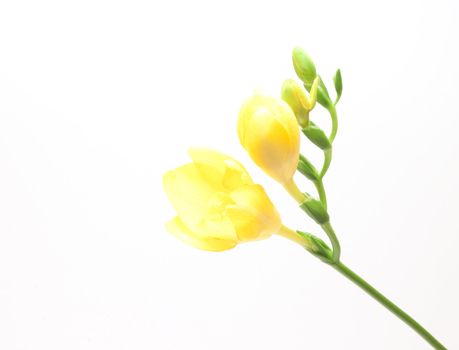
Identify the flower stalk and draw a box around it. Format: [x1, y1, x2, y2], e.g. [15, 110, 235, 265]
[163, 46, 447, 350]
[333, 262, 446, 350]
[276, 228, 446, 349]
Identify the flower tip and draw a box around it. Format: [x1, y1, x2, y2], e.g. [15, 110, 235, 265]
[162, 169, 176, 197]
[292, 47, 316, 85]
[281, 78, 297, 91]
[187, 146, 200, 158]
[292, 46, 304, 55]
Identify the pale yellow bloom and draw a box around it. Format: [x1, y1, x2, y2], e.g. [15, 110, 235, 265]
[281, 78, 321, 128]
[163, 148, 281, 251]
[281, 79, 310, 127]
[237, 93, 300, 184]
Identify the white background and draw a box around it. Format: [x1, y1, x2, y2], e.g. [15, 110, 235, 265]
[1, 0, 458, 349]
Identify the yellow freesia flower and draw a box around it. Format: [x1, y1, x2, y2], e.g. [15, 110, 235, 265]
[237, 93, 300, 185]
[163, 148, 281, 251]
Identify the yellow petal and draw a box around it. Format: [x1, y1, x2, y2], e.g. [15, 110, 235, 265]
[188, 148, 253, 190]
[228, 184, 281, 241]
[166, 217, 237, 252]
[225, 205, 266, 241]
[244, 111, 297, 183]
[237, 95, 261, 145]
[238, 94, 275, 146]
[163, 164, 214, 227]
[238, 94, 300, 183]
[196, 216, 238, 241]
[239, 94, 298, 143]
[268, 99, 301, 154]
[222, 158, 253, 190]
[260, 98, 300, 182]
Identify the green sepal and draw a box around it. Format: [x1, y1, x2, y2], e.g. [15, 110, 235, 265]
[300, 198, 330, 225]
[304, 76, 331, 109]
[302, 123, 331, 150]
[296, 231, 333, 264]
[333, 69, 343, 104]
[297, 154, 319, 181]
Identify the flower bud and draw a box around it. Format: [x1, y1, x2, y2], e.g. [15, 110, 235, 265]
[333, 69, 343, 103]
[297, 230, 333, 263]
[300, 198, 330, 225]
[297, 154, 319, 181]
[281, 79, 310, 128]
[302, 122, 331, 150]
[238, 93, 300, 184]
[292, 47, 317, 87]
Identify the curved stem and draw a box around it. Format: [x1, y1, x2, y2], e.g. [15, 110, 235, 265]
[314, 179, 327, 209]
[333, 262, 447, 350]
[320, 222, 340, 262]
[320, 148, 333, 179]
[328, 104, 338, 143]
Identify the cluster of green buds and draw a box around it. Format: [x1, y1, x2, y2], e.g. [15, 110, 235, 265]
[279, 47, 344, 263]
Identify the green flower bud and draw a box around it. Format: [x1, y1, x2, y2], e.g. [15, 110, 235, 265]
[297, 154, 319, 181]
[297, 231, 333, 263]
[314, 77, 332, 109]
[302, 123, 331, 150]
[333, 69, 343, 104]
[292, 47, 317, 86]
[300, 198, 330, 225]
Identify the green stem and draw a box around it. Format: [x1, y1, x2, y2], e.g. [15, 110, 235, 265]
[320, 148, 332, 179]
[328, 104, 338, 143]
[314, 179, 327, 209]
[320, 222, 340, 262]
[333, 262, 447, 350]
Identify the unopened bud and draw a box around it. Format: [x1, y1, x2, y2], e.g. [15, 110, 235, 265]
[302, 123, 331, 150]
[281, 79, 310, 127]
[300, 198, 330, 225]
[297, 154, 319, 181]
[292, 47, 317, 87]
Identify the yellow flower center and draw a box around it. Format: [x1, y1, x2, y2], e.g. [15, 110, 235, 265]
[205, 192, 233, 220]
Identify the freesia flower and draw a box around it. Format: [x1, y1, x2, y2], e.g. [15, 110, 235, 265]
[160, 48, 448, 350]
[163, 148, 281, 251]
[237, 93, 300, 185]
